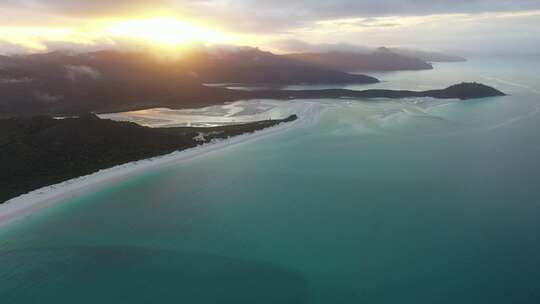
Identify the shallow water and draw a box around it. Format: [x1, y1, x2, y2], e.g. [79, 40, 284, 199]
[99, 99, 305, 127]
[2, 58, 540, 303]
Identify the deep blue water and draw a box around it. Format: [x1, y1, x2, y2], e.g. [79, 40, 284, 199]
[1, 58, 540, 303]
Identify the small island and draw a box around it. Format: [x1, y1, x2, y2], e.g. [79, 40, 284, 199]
[245, 82, 506, 101]
[0, 114, 298, 203]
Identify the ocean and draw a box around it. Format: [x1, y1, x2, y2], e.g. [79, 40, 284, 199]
[1, 57, 540, 303]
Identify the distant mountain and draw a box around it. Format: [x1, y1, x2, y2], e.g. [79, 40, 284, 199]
[283, 47, 433, 72]
[182, 47, 378, 84]
[0, 50, 500, 118]
[0, 55, 9, 65]
[0, 51, 228, 116]
[389, 48, 466, 62]
[0, 49, 379, 116]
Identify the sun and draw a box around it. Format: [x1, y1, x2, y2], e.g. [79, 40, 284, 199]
[107, 17, 233, 47]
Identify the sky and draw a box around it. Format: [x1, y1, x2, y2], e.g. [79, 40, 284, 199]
[0, 0, 539, 55]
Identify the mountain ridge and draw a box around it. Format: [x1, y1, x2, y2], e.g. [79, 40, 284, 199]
[283, 47, 434, 72]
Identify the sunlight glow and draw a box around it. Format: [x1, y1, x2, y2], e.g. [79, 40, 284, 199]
[107, 17, 233, 46]
[0, 26, 76, 51]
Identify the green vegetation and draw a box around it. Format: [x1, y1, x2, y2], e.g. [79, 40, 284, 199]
[0, 114, 297, 203]
[249, 82, 506, 100]
[0, 50, 503, 117]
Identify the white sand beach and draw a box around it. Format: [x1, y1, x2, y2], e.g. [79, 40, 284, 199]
[0, 109, 315, 227]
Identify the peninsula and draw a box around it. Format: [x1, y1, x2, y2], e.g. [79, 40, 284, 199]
[0, 114, 298, 203]
[243, 82, 506, 101]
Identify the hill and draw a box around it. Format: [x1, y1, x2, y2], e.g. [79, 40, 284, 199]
[0, 50, 502, 118]
[244, 82, 505, 100]
[183, 47, 379, 84]
[0, 51, 229, 116]
[283, 47, 433, 72]
[0, 50, 378, 116]
[0, 114, 297, 203]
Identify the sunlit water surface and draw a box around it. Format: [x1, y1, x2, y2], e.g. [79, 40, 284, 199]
[2, 58, 540, 303]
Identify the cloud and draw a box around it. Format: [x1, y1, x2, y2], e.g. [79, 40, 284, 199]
[0, 40, 33, 55]
[0, 77, 32, 84]
[3, 1, 540, 30]
[2, 1, 540, 33]
[42, 37, 152, 53]
[270, 39, 374, 53]
[33, 92, 64, 103]
[178, 0, 540, 33]
[1, 0, 170, 17]
[310, 11, 540, 55]
[0, 1, 539, 55]
[65, 65, 102, 82]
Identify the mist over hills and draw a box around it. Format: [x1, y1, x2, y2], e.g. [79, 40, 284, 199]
[182, 47, 379, 84]
[284, 47, 434, 72]
[0, 51, 223, 116]
[274, 39, 466, 68]
[389, 48, 466, 62]
[0, 46, 483, 117]
[0, 48, 382, 116]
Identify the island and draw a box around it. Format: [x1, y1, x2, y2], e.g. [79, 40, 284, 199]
[0, 114, 298, 203]
[0, 50, 504, 117]
[242, 82, 506, 101]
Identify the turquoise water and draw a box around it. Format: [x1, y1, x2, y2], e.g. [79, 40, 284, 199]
[2, 58, 540, 303]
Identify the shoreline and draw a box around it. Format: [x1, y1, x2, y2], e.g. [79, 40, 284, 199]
[0, 113, 308, 227]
